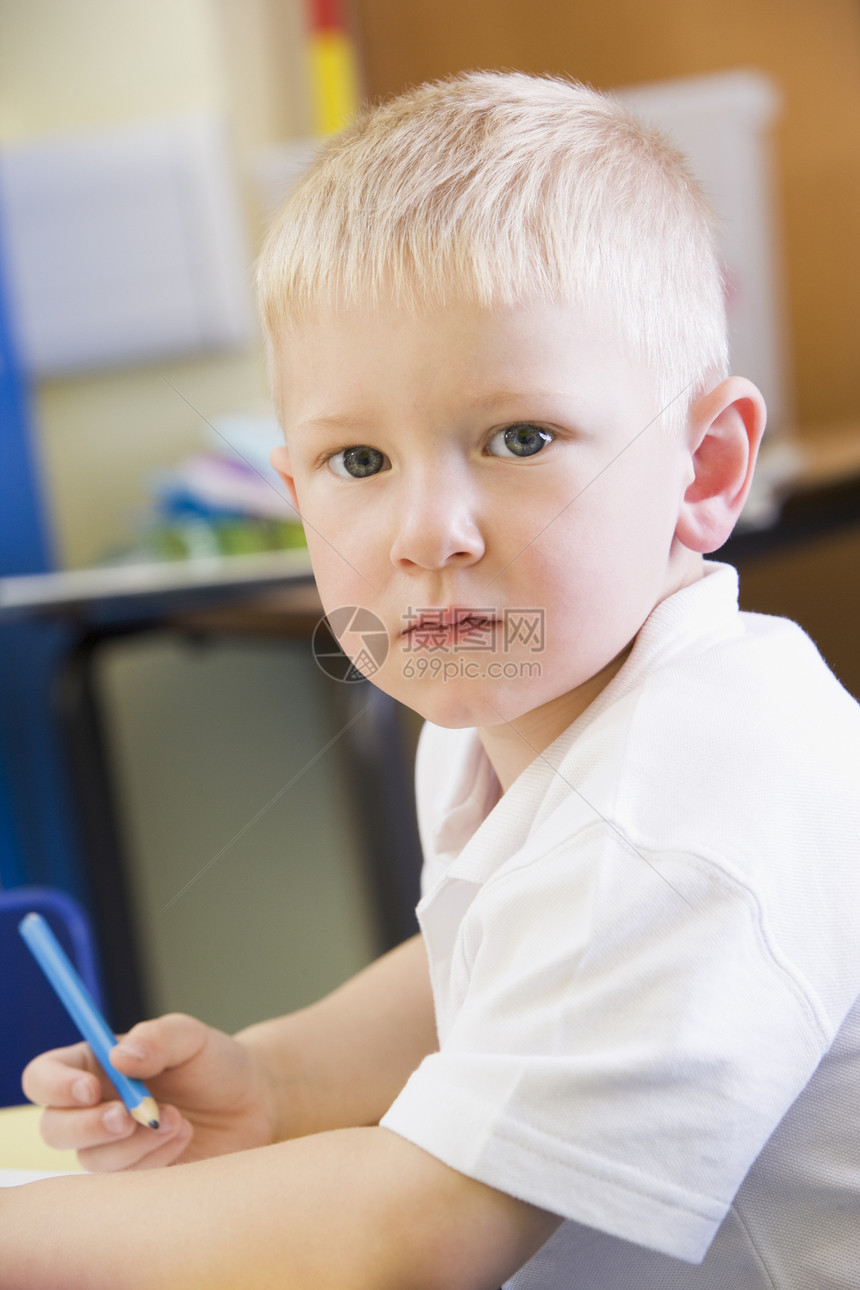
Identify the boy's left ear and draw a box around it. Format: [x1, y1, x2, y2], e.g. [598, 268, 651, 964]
[270, 443, 301, 515]
[674, 377, 767, 554]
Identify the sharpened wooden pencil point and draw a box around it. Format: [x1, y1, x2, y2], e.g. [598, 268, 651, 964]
[130, 1097, 161, 1129]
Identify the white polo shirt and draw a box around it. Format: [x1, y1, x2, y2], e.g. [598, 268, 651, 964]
[381, 563, 860, 1287]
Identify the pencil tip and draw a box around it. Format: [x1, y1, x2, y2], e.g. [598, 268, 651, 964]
[130, 1096, 161, 1128]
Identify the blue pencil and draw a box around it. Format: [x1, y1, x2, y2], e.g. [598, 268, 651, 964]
[19, 912, 160, 1129]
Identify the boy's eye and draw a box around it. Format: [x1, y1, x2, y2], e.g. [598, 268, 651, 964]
[327, 445, 387, 479]
[488, 424, 553, 459]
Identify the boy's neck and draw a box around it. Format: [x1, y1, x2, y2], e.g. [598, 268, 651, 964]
[477, 645, 634, 792]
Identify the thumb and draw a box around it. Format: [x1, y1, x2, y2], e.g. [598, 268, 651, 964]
[110, 1013, 209, 1080]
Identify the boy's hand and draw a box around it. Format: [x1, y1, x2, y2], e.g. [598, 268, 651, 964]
[21, 1013, 275, 1172]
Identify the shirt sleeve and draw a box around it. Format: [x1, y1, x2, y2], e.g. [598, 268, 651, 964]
[381, 821, 831, 1263]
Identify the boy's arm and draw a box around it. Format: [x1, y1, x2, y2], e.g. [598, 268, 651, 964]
[0, 1125, 561, 1289]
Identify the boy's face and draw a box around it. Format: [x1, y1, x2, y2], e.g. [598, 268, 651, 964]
[273, 297, 701, 756]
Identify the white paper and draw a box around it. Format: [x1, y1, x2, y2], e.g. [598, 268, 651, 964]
[0, 1169, 79, 1187]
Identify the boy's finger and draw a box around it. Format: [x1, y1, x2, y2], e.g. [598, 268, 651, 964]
[40, 1101, 186, 1155]
[77, 1107, 192, 1173]
[39, 1101, 137, 1151]
[110, 1013, 209, 1080]
[21, 1044, 104, 1108]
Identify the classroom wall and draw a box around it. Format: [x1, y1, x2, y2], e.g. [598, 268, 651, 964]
[0, 0, 309, 569]
[352, 0, 860, 442]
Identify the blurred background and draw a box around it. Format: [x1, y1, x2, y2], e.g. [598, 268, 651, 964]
[1, 1, 858, 1046]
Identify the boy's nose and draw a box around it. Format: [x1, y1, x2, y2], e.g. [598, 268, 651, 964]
[389, 474, 485, 572]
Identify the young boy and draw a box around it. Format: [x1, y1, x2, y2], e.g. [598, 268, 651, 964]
[8, 72, 860, 1288]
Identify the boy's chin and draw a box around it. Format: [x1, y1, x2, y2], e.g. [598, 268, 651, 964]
[391, 691, 486, 730]
[380, 675, 539, 732]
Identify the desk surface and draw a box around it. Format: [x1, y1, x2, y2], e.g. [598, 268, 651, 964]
[0, 547, 313, 622]
[0, 1103, 82, 1173]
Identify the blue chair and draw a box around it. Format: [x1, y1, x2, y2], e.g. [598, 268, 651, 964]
[0, 885, 104, 1107]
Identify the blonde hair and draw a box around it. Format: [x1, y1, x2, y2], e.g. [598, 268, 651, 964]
[257, 71, 729, 428]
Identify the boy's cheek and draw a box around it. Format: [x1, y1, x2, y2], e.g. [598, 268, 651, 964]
[304, 532, 370, 610]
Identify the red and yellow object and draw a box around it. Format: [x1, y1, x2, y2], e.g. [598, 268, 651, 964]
[307, 0, 361, 137]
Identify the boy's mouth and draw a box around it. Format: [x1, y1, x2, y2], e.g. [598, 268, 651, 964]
[402, 608, 500, 645]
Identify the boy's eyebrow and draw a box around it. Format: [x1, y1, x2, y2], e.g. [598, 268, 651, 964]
[297, 391, 575, 430]
[471, 389, 593, 429]
[470, 388, 571, 407]
[294, 412, 376, 433]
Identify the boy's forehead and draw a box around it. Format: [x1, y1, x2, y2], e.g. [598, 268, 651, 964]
[272, 294, 664, 449]
[274, 293, 638, 394]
